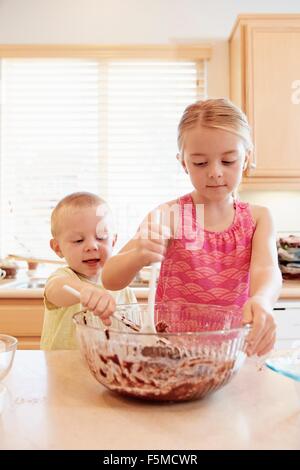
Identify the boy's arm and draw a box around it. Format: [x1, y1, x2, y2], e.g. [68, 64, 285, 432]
[45, 275, 92, 307]
[45, 274, 116, 325]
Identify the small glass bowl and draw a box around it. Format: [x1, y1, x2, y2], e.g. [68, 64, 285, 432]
[0, 334, 18, 381]
[0, 383, 7, 414]
[265, 348, 300, 402]
[73, 303, 250, 403]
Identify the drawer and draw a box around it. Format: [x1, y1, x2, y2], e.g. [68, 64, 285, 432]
[272, 309, 300, 339]
[0, 298, 44, 336]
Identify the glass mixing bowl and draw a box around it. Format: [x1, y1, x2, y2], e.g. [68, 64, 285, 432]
[0, 334, 18, 381]
[73, 303, 250, 402]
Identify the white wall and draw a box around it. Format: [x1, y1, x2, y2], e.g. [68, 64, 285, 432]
[1, 0, 300, 230]
[1, 0, 300, 98]
[1, 0, 299, 41]
[240, 191, 300, 234]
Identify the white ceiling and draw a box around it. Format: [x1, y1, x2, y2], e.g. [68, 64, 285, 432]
[0, 0, 299, 43]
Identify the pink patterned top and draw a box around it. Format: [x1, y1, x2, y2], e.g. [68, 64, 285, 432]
[155, 193, 256, 322]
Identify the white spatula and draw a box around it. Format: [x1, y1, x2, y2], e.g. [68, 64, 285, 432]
[140, 261, 159, 334]
[137, 209, 165, 346]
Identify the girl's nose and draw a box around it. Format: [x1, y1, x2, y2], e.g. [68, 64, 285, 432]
[208, 163, 223, 179]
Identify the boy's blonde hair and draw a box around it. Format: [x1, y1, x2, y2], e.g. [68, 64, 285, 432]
[177, 98, 253, 155]
[51, 192, 106, 237]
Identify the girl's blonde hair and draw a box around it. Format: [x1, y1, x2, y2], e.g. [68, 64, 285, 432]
[177, 98, 253, 155]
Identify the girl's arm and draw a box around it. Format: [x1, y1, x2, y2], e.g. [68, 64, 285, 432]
[243, 206, 282, 356]
[102, 204, 174, 290]
[101, 230, 166, 290]
[248, 206, 282, 304]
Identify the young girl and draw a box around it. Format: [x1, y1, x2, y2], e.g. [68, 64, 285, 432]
[102, 98, 282, 357]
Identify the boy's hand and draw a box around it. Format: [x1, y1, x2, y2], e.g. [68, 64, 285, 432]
[242, 296, 276, 356]
[80, 286, 116, 326]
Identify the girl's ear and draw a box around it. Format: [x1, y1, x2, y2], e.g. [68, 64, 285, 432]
[176, 153, 188, 174]
[50, 238, 64, 258]
[112, 234, 117, 248]
[243, 151, 250, 171]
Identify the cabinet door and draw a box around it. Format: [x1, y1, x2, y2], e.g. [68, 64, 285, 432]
[0, 298, 44, 349]
[230, 21, 245, 110]
[245, 26, 300, 179]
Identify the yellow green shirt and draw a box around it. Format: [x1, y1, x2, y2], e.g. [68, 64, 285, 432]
[40, 266, 136, 350]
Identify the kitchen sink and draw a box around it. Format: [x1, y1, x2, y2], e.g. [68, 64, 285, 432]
[14, 280, 46, 289]
[0, 279, 46, 289]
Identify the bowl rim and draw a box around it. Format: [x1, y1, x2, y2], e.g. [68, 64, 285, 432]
[0, 334, 18, 351]
[73, 302, 251, 337]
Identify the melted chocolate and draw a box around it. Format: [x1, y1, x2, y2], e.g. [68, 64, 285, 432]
[155, 320, 170, 333]
[84, 345, 236, 402]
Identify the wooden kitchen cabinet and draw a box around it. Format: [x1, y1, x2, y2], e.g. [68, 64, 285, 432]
[229, 14, 300, 189]
[0, 298, 44, 349]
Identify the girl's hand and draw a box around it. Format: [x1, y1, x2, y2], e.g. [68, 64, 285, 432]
[133, 222, 170, 266]
[101, 208, 172, 291]
[80, 286, 116, 326]
[242, 296, 276, 356]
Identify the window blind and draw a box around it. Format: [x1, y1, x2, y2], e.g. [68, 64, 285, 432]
[0, 58, 206, 258]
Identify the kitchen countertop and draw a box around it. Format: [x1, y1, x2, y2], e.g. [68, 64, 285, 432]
[0, 278, 299, 300]
[0, 278, 148, 300]
[0, 350, 299, 450]
[278, 280, 300, 299]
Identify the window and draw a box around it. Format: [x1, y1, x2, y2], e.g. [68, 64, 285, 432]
[0, 46, 209, 258]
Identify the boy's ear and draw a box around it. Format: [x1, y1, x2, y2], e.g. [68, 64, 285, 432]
[176, 153, 188, 174]
[50, 238, 64, 258]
